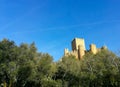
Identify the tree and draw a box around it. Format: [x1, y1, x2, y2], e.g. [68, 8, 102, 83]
[0, 39, 18, 87]
[0, 38, 120, 87]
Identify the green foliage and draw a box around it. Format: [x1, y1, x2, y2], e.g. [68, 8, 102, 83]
[0, 38, 120, 87]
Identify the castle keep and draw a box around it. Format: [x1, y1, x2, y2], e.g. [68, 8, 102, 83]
[64, 38, 107, 59]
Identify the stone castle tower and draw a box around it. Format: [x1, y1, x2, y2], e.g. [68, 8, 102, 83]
[64, 38, 107, 59]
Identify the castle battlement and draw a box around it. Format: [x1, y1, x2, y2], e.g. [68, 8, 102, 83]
[64, 38, 107, 59]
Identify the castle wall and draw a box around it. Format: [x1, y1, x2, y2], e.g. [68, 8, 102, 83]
[64, 38, 107, 59]
[70, 50, 78, 59]
[90, 44, 97, 54]
[78, 45, 85, 59]
[64, 48, 78, 59]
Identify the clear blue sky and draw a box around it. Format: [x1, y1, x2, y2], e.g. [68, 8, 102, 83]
[0, 0, 120, 61]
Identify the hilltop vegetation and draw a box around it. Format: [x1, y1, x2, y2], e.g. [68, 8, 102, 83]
[0, 39, 120, 87]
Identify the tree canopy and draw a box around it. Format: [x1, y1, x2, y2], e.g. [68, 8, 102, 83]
[0, 39, 120, 87]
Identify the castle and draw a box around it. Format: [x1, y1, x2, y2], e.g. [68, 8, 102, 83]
[64, 38, 107, 59]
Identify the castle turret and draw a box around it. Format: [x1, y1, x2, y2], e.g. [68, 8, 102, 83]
[64, 48, 69, 56]
[78, 45, 85, 59]
[90, 44, 97, 54]
[71, 38, 86, 51]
